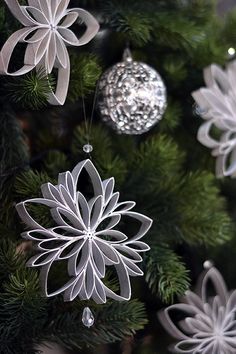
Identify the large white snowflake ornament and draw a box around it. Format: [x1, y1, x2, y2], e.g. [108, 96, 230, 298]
[158, 263, 236, 354]
[16, 160, 152, 303]
[0, 0, 99, 105]
[192, 60, 236, 177]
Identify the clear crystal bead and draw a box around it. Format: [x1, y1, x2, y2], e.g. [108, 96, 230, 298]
[82, 307, 94, 328]
[204, 260, 214, 270]
[83, 144, 93, 154]
[193, 103, 208, 117]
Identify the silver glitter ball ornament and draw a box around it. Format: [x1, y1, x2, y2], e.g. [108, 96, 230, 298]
[98, 49, 167, 135]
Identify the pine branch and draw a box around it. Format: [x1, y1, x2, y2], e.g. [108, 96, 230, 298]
[46, 300, 147, 350]
[0, 109, 29, 178]
[153, 15, 205, 52]
[4, 69, 55, 110]
[15, 170, 56, 228]
[68, 53, 102, 102]
[180, 0, 216, 24]
[104, 1, 152, 46]
[145, 245, 190, 303]
[15, 170, 55, 199]
[159, 101, 182, 132]
[176, 171, 232, 246]
[0, 4, 5, 34]
[0, 240, 25, 285]
[222, 9, 236, 44]
[43, 151, 70, 178]
[0, 109, 29, 225]
[128, 134, 185, 195]
[0, 245, 47, 353]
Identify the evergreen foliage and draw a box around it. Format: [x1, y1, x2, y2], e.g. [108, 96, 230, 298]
[145, 245, 190, 303]
[4, 69, 55, 110]
[68, 53, 102, 102]
[0, 0, 235, 353]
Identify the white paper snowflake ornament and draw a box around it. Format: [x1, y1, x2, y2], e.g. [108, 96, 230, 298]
[0, 0, 99, 105]
[192, 60, 236, 178]
[16, 159, 152, 304]
[158, 263, 236, 354]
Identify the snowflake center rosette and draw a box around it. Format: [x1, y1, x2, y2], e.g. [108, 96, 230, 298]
[0, 0, 100, 105]
[16, 160, 152, 303]
[159, 266, 236, 354]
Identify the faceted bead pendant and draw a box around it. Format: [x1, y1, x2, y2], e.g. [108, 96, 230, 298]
[82, 307, 95, 328]
[83, 144, 93, 154]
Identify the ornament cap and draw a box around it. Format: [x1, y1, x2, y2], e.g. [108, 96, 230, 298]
[123, 48, 133, 62]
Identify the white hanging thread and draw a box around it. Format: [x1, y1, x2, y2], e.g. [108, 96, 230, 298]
[81, 82, 99, 157]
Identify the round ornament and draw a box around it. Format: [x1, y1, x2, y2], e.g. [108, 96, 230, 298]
[98, 49, 167, 135]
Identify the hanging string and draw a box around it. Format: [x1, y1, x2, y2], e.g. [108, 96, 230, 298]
[80, 81, 99, 158]
[80, 84, 99, 327]
[89, 83, 99, 140]
[81, 88, 90, 144]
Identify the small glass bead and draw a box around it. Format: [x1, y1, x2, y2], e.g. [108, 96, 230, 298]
[193, 103, 208, 117]
[204, 260, 214, 270]
[83, 144, 93, 154]
[228, 47, 236, 57]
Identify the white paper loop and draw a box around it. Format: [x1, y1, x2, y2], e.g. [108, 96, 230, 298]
[16, 159, 152, 303]
[0, 0, 100, 105]
[192, 60, 236, 178]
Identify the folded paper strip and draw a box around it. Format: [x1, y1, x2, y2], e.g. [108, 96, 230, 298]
[192, 61, 236, 177]
[0, 0, 99, 105]
[159, 266, 236, 354]
[16, 159, 152, 303]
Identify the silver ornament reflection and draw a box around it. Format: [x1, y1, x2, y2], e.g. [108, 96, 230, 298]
[98, 49, 167, 135]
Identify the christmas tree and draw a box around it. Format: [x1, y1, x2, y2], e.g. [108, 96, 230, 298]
[0, 0, 236, 353]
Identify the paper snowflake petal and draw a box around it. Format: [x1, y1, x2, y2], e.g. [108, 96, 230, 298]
[192, 60, 236, 178]
[16, 159, 152, 303]
[159, 265, 236, 353]
[0, 0, 100, 105]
